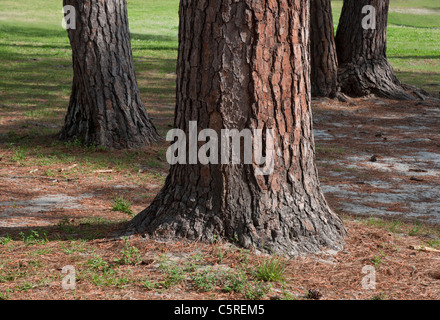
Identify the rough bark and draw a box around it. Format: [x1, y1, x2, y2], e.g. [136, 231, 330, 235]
[60, 0, 160, 149]
[310, 0, 339, 98]
[335, 0, 414, 100]
[129, 0, 346, 256]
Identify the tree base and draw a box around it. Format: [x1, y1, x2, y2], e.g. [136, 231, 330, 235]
[338, 59, 415, 100]
[127, 181, 347, 257]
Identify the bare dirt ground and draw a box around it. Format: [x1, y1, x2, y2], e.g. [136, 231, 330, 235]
[0, 96, 440, 300]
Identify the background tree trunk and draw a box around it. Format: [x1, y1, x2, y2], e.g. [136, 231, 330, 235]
[310, 0, 339, 98]
[335, 0, 414, 100]
[129, 0, 346, 256]
[60, 0, 160, 149]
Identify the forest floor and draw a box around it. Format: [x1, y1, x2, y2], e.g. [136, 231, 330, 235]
[1, 95, 440, 300]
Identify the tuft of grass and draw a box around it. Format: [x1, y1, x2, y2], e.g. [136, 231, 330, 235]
[111, 196, 133, 216]
[254, 256, 287, 282]
[244, 281, 271, 300]
[192, 268, 219, 292]
[11, 146, 28, 162]
[19, 230, 48, 246]
[114, 238, 142, 266]
[222, 271, 248, 294]
[0, 235, 12, 246]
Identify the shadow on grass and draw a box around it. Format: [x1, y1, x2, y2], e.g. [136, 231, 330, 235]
[0, 219, 129, 242]
[394, 70, 440, 97]
[389, 55, 440, 59]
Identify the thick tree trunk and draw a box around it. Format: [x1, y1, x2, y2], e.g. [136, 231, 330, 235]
[129, 0, 346, 256]
[310, 0, 339, 98]
[335, 0, 414, 100]
[60, 0, 160, 149]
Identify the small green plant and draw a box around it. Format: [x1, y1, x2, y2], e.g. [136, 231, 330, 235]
[57, 218, 76, 234]
[11, 146, 27, 162]
[157, 254, 186, 289]
[192, 269, 218, 292]
[254, 256, 287, 282]
[142, 278, 160, 291]
[0, 291, 11, 300]
[214, 246, 224, 264]
[18, 281, 35, 292]
[371, 292, 387, 300]
[114, 238, 141, 265]
[244, 281, 271, 300]
[64, 138, 82, 149]
[388, 220, 402, 233]
[425, 239, 440, 249]
[112, 196, 133, 216]
[371, 250, 386, 267]
[0, 235, 12, 245]
[19, 230, 48, 246]
[408, 221, 423, 236]
[222, 271, 248, 294]
[86, 254, 112, 272]
[161, 265, 185, 289]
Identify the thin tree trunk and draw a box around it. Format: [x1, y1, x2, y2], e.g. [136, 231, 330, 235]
[129, 0, 346, 256]
[335, 0, 414, 100]
[310, 0, 339, 98]
[60, 0, 160, 149]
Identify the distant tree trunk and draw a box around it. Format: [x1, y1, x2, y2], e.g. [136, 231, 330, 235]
[60, 0, 160, 149]
[129, 0, 346, 256]
[310, 0, 339, 98]
[335, 0, 413, 100]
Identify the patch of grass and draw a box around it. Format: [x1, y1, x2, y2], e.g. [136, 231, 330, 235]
[114, 238, 142, 266]
[142, 278, 160, 291]
[111, 196, 133, 216]
[425, 239, 440, 249]
[371, 292, 387, 300]
[408, 221, 424, 236]
[192, 268, 219, 292]
[0, 291, 11, 300]
[222, 271, 248, 294]
[19, 230, 48, 246]
[254, 256, 287, 282]
[85, 254, 112, 272]
[371, 250, 386, 267]
[243, 281, 271, 300]
[60, 240, 91, 255]
[161, 264, 185, 289]
[11, 146, 28, 162]
[0, 235, 13, 246]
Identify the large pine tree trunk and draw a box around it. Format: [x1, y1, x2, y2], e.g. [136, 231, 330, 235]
[310, 0, 339, 98]
[129, 0, 346, 256]
[335, 0, 413, 100]
[60, 0, 160, 149]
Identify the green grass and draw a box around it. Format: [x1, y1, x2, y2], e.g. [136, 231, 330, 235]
[111, 196, 133, 216]
[254, 256, 288, 282]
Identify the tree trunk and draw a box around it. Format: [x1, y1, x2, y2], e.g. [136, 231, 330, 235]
[335, 0, 414, 100]
[129, 0, 346, 256]
[60, 0, 160, 149]
[310, 0, 339, 98]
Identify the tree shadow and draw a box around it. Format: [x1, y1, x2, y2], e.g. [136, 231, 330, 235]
[0, 220, 128, 242]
